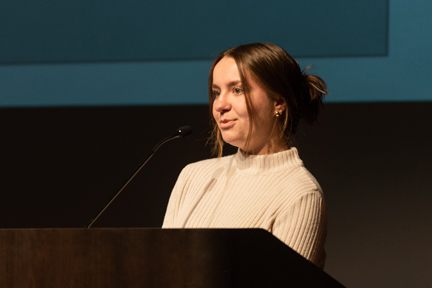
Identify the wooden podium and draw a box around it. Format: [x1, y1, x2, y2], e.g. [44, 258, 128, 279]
[0, 228, 344, 287]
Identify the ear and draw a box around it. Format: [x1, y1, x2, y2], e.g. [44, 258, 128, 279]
[274, 96, 286, 113]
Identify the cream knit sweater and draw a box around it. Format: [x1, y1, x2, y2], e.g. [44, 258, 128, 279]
[162, 147, 327, 268]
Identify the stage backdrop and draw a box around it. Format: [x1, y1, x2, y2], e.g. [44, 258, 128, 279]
[1, 0, 432, 107]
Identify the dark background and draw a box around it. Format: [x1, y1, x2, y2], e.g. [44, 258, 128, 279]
[1, 102, 431, 287]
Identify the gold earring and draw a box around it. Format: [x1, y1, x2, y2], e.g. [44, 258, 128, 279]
[275, 111, 280, 117]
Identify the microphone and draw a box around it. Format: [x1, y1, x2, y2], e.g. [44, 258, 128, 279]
[174, 126, 193, 138]
[86, 125, 193, 228]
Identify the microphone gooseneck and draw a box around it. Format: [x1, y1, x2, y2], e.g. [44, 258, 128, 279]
[86, 126, 193, 228]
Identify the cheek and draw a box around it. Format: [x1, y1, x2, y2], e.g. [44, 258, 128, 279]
[261, 105, 275, 120]
[258, 107, 275, 128]
[233, 99, 249, 119]
[251, 102, 275, 131]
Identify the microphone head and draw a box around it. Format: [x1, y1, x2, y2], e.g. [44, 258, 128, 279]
[175, 126, 193, 138]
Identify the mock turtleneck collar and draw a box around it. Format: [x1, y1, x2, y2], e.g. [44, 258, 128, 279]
[233, 147, 303, 174]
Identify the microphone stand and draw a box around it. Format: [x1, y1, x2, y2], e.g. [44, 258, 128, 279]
[86, 126, 192, 228]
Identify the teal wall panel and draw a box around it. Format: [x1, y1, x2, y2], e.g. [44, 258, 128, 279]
[1, 0, 432, 106]
[0, 0, 387, 64]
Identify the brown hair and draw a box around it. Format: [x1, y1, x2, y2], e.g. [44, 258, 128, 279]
[208, 43, 328, 157]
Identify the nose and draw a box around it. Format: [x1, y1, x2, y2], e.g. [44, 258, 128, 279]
[213, 92, 231, 114]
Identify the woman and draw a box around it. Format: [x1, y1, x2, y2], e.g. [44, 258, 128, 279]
[163, 43, 328, 268]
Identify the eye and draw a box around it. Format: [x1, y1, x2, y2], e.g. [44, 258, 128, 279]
[233, 87, 243, 95]
[212, 90, 221, 99]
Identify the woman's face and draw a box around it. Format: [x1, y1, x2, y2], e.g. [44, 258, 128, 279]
[211, 57, 286, 155]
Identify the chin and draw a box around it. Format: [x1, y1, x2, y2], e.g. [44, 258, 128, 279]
[220, 131, 246, 149]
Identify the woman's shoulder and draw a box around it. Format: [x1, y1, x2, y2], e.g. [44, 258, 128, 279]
[281, 164, 324, 200]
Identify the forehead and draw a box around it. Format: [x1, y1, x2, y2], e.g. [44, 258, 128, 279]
[213, 57, 241, 84]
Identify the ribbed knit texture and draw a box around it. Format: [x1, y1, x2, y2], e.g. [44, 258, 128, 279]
[162, 147, 327, 268]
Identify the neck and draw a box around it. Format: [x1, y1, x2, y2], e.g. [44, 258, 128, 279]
[241, 139, 289, 156]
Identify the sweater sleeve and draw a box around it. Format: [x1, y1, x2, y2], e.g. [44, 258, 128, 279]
[272, 192, 327, 268]
[161, 166, 189, 228]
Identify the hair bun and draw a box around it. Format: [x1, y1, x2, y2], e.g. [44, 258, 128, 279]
[302, 67, 329, 101]
[301, 68, 329, 123]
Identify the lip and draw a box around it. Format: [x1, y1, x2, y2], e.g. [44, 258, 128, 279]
[219, 119, 235, 129]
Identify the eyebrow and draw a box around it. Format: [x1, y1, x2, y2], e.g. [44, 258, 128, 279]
[212, 81, 242, 89]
